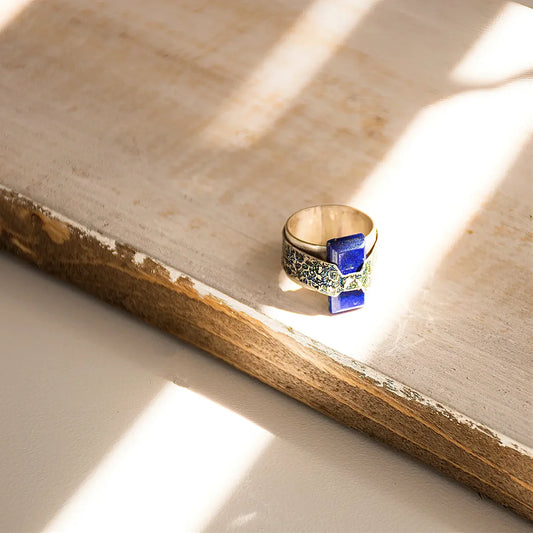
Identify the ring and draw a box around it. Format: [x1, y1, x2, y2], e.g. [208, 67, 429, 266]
[282, 205, 377, 314]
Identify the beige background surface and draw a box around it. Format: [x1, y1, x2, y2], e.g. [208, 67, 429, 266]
[0, 251, 531, 532]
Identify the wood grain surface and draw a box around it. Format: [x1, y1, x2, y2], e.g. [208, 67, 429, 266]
[0, 0, 532, 518]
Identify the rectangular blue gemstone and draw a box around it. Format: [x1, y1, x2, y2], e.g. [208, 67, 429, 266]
[326, 233, 365, 275]
[329, 290, 365, 314]
[327, 233, 366, 314]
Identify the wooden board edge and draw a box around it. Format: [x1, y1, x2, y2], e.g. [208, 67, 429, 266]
[0, 185, 532, 520]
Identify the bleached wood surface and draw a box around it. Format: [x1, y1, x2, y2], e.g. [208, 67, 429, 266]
[0, 0, 532, 516]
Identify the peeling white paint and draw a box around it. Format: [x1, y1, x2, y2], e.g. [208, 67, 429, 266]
[0, 184, 119, 254]
[1, 183, 531, 458]
[133, 252, 147, 266]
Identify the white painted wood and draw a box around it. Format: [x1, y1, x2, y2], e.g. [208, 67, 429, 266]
[0, 0, 531, 453]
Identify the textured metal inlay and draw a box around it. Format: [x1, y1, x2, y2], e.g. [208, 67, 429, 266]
[282, 238, 373, 297]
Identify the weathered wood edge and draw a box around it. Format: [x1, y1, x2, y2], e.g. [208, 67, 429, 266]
[0, 185, 531, 519]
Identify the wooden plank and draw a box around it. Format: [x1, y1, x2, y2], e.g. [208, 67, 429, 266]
[0, 0, 532, 517]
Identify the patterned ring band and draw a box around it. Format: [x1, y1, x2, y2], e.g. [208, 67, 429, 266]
[282, 205, 377, 314]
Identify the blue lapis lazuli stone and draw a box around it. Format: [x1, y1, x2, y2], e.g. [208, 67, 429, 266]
[327, 233, 365, 314]
[328, 289, 365, 314]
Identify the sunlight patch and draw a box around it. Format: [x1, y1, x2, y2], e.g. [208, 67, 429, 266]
[44, 383, 273, 532]
[202, 0, 379, 149]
